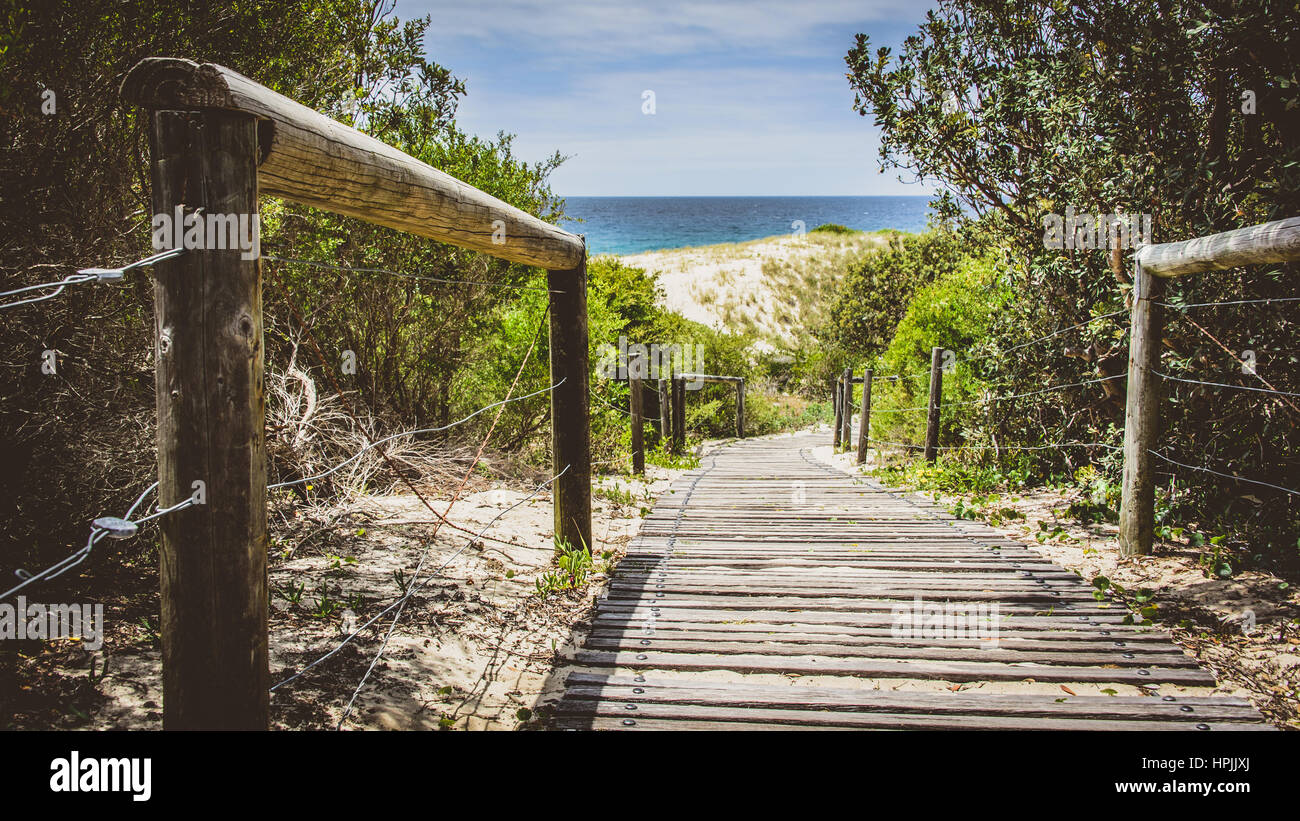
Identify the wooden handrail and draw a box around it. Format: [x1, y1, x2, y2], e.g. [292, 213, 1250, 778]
[120, 57, 592, 728]
[1120, 215, 1300, 556]
[1136, 216, 1300, 278]
[121, 58, 584, 270]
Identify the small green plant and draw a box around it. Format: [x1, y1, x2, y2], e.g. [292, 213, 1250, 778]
[535, 537, 595, 597]
[1197, 535, 1232, 578]
[275, 581, 307, 607]
[311, 587, 343, 619]
[945, 492, 1025, 526]
[1093, 575, 1159, 623]
[326, 554, 358, 574]
[647, 448, 700, 470]
[595, 482, 637, 506]
[1067, 466, 1120, 524]
[1034, 520, 1073, 544]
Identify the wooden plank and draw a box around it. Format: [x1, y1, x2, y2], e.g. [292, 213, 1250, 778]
[578, 637, 1198, 668]
[566, 649, 1218, 686]
[551, 701, 1271, 731]
[592, 605, 1152, 630]
[598, 591, 1106, 609]
[559, 676, 1264, 720]
[121, 58, 584, 269]
[588, 619, 1179, 644]
[547, 431, 1263, 729]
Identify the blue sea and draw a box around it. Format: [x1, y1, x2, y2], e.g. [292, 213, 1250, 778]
[559, 196, 932, 256]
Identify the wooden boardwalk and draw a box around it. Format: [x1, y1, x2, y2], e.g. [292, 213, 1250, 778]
[547, 432, 1270, 730]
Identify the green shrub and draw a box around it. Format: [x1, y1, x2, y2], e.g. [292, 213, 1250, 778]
[869, 254, 1009, 448]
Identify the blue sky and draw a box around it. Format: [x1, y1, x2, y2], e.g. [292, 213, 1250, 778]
[398, 0, 938, 196]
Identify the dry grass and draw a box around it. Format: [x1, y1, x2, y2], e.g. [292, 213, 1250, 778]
[618, 230, 896, 350]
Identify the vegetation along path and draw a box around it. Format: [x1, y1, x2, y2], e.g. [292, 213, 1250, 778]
[544, 432, 1270, 730]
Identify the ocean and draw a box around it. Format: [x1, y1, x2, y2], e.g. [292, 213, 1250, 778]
[558, 195, 932, 256]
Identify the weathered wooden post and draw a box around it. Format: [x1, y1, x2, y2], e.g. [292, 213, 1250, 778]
[146, 109, 268, 730]
[856, 368, 872, 465]
[1118, 265, 1166, 556]
[671, 375, 686, 454]
[547, 253, 593, 551]
[840, 367, 853, 451]
[736, 378, 745, 439]
[832, 376, 843, 449]
[656, 378, 668, 441]
[629, 353, 645, 475]
[924, 347, 942, 462]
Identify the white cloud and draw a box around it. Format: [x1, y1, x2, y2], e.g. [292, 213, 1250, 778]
[410, 0, 925, 61]
[395, 0, 938, 194]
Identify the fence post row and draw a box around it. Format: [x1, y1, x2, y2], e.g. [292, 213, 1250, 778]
[122, 57, 592, 729]
[829, 219, 1299, 557]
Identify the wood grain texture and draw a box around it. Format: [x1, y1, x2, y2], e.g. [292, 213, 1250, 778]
[670, 376, 685, 454]
[629, 355, 645, 475]
[122, 58, 583, 269]
[1137, 215, 1300, 277]
[832, 376, 843, 450]
[150, 110, 268, 729]
[840, 366, 853, 450]
[925, 347, 942, 461]
[1119, 267, 1166, 556]
[547, 259, 592, 552]
[856, 367, 871, 465]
